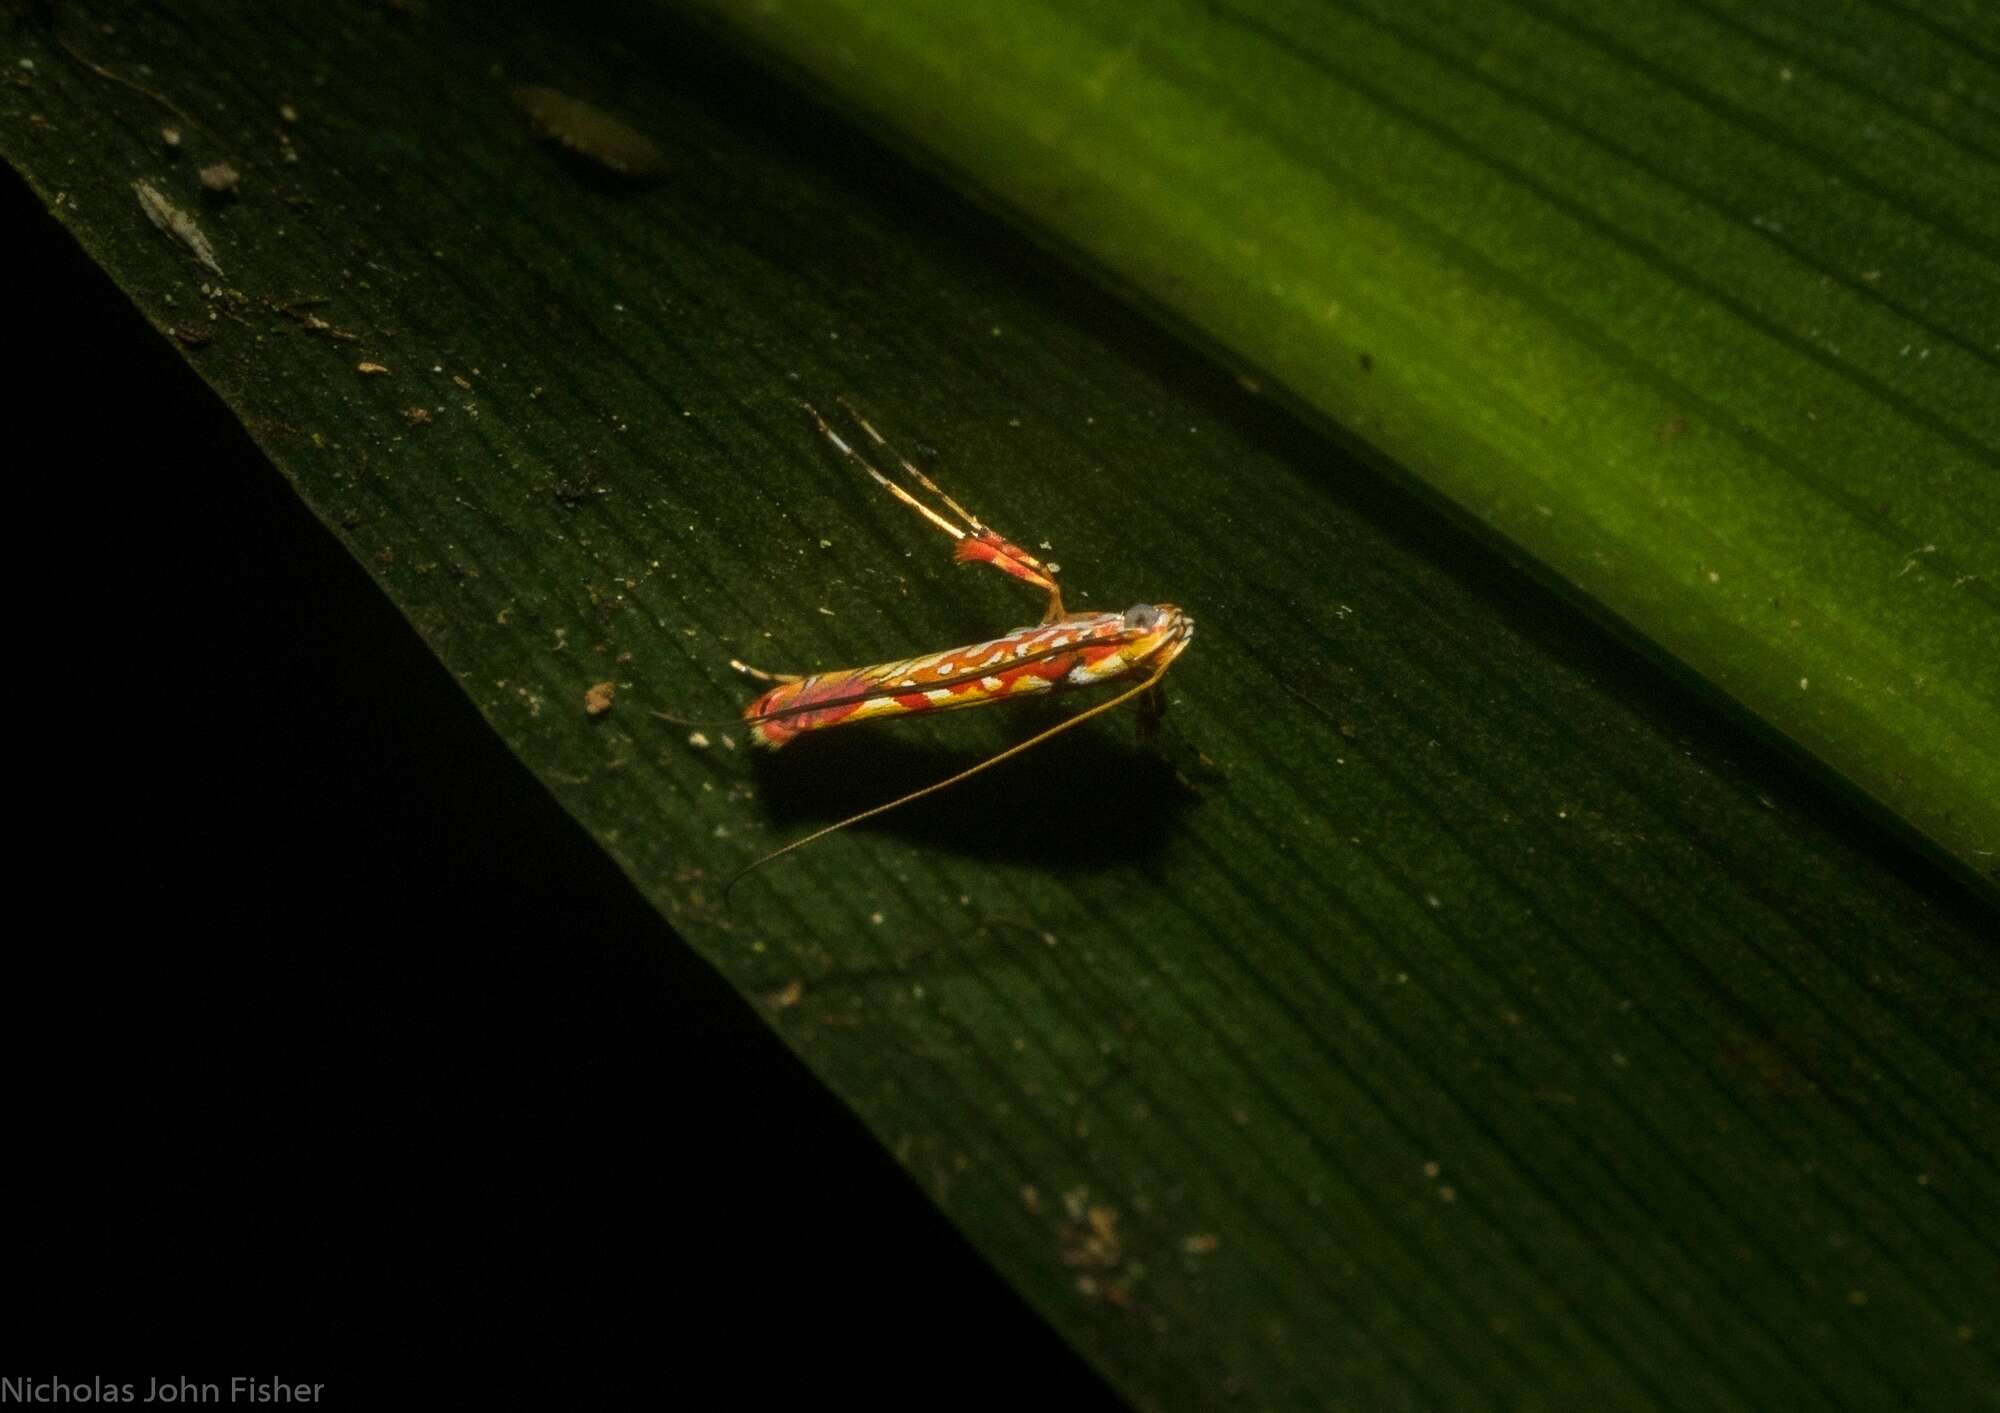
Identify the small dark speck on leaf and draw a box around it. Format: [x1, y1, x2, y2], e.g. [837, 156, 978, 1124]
[1358, 351, 1374, 373]
[512, 83, 668, 181]
[553, 470, 609, 506]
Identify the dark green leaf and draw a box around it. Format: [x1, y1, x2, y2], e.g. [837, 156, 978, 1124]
[6, 2, 1995, 1407]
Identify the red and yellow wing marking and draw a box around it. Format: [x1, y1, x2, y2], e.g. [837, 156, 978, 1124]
[743, 605, 1192, 748]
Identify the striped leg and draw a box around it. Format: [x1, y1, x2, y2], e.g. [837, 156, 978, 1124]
[803, 401, 1067, 622]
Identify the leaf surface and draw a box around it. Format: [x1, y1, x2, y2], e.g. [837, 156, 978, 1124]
[6, 2, 1996, 1407]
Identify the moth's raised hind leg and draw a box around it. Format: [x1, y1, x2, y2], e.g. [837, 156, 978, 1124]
[804, 401, 967, 548]
[838, 398, 1067, 621]
[803, 401, 1066, 622]
[836, 397, 990, 536]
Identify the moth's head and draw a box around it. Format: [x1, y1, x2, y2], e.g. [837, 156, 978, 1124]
[1118, 602, 1194, 666]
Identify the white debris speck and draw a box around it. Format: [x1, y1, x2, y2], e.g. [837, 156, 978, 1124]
[870, 910, 885, 926]
[687, 731, 710, 749]
[132, 180, 223, 276]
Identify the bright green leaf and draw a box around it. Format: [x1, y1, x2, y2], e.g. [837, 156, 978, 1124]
[688, 0, 2000, 884]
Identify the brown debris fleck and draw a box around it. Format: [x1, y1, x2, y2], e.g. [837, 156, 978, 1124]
[764, 979, 805, 1009]
[269, 299, 360, 343]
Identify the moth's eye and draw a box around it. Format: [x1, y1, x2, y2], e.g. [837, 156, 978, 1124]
[1122, 604, 1162, 633]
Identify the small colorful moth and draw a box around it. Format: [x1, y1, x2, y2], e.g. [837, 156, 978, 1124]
[725, 401, 1194, 881]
